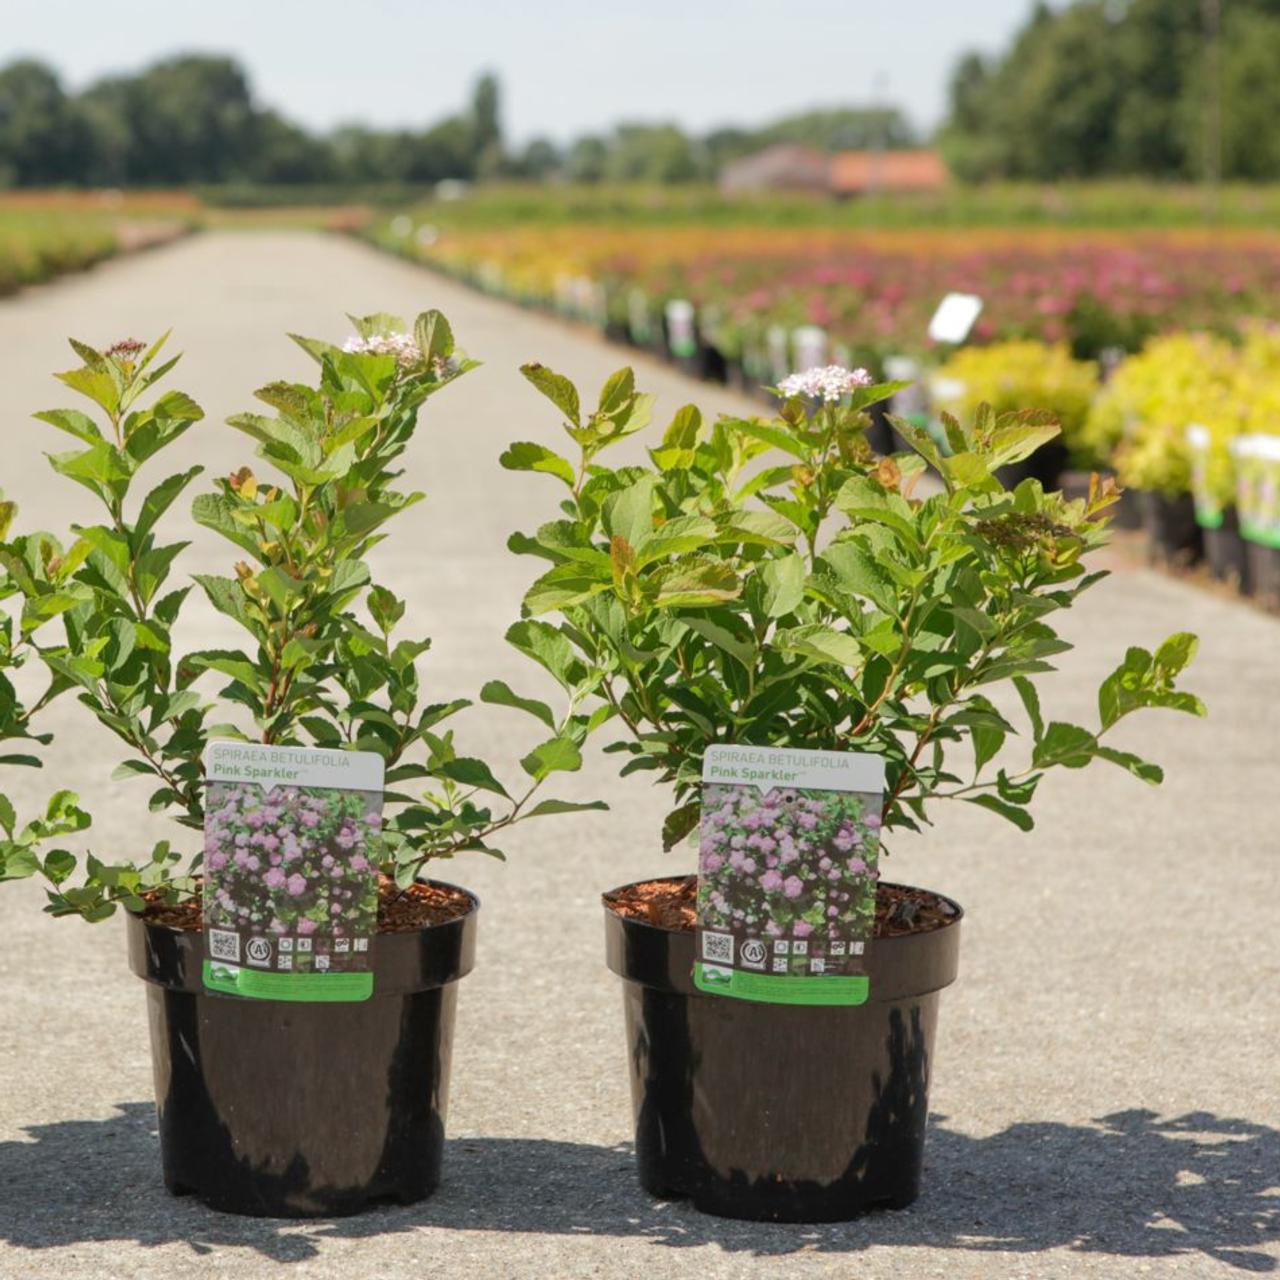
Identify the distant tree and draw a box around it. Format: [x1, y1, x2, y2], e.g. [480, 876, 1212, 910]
[470, 72, 504, 177]
[605, 124, 699, 183]
[703, 127, 757, 175]
[1194, 6, 1280, 180]
[565, 135, 608, 183]
[942, 0, 1280, 180]
[760, 106, 915, 152]
[248, 111, 334, 183]
[408, 115, 479, 182]
[0, 60, 88, 186]
[514, 137, 562, 180]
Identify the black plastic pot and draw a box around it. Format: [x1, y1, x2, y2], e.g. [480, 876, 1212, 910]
[127, 881, 478, 1217]
[1113, 485, 1144, 531]
[996, 439, 1068, 492]
[1246, 539, 1280, 610]
[1139, 490, 1203, 565]
[1203, 509, 1251, 593]
[604, 877, 962, 1222]
[866, 398, 915, 458]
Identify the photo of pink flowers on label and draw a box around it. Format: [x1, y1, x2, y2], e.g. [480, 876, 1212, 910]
[201, 744, 385, 999]
[694, 746, 884, 1001]
[698, 784, 880, 975]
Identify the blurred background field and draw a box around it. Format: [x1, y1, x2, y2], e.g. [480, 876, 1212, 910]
[4, 0, 1280, 603]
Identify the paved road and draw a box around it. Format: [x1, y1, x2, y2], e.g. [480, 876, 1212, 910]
[0, 233, 1276, 1280]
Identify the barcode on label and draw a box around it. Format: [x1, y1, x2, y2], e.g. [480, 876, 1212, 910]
[701, 932, 734, 964]
[209, 929, 240, 962]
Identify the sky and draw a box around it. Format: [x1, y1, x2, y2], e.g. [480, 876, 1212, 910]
[2, 0, 1055, 144]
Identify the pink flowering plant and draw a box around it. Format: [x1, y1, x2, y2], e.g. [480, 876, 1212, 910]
[0, 313, 600, 921]
[697, 785, 878, 961]
[506, 361, 1205, 864]
[203, 783, 382, 946]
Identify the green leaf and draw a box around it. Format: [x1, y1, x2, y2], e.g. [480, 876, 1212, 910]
[520, 363, 580, 426]
[137, 468, 203, 544]
[1094, 746, 1163, 784]
[597, 367, 635, 416]
[967, 794, 1034, 831]
[633, 515, 717, 567]
[682, 617, 758, 670]
[773, 624, 862, 669]
[524, 563, 612, 615]
[33, 408, 103, 445]
[834, 475, 920, 546]
[649, 558, 741, 608]
[415, 309, 454, 363]
[760, 553, 806, 619]
[1032, 721, 1097, 770]
[603, 477, 656, 548]
[1154, 632, 1199, 677]
[436, 757, 510, 798]
[662, 801, 701, 852]
[1013, 676, 1044, 742]
[480, 679, 556, 729]
[505, 620, 580, 689]
[819, 542, 897, 613]
[499, 441, 576, 487]
[520, 735, 582, 780]
[525, 798, 609, 818]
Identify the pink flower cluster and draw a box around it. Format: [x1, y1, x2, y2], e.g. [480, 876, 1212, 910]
[778, 364, 874, 402]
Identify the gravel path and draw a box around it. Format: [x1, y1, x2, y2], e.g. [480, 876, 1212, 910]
[0, 232, 1276, 1280]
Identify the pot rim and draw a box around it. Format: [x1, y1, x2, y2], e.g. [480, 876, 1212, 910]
[602, 873, 963, 938]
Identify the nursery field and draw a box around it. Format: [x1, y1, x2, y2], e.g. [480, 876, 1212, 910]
[369, 189, 1280, 609]
[0, 191, 371, 296]
[0, 231, 1275, 1279]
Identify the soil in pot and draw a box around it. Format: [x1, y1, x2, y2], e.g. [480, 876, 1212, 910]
[130, 877, 478, 1217]
[603, 874, 961, 1222]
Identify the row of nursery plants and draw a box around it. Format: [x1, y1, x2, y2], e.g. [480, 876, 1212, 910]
[0, 318, 1203, 1222]
[368, 216, 1280, 364]
[371, 205, 1280, 608]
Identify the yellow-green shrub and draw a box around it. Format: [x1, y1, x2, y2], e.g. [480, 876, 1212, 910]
[934, 340, 1099, 465]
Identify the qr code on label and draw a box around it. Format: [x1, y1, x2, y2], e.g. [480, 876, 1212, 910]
[209, 929, 240, 963]
[701, 932, 735, 964]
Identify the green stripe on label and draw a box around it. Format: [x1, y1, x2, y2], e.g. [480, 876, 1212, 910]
[694, 963, 869, 1006]
[1241, 521, 1280, 550]
[203, 960, 373, 1003]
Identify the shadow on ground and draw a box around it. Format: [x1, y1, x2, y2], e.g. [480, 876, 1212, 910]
[0, 1104, 1274, 1270]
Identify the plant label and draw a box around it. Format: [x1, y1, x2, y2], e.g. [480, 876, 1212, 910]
[928, 292, 983, 345]
[665, 299, 698, 358]
[694, 745, 885, 1006]
[201, 742, 385, 1003]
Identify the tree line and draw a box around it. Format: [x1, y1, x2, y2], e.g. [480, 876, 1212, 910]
[942, 0, 1280, 181]
[0, 53, 915, 189]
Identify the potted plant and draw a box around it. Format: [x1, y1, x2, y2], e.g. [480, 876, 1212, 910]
[0, 317, 600, 1217]
[1186, 423, 1250, 592]
[1233, 433, 1280, 609]
[503, 361, 1204, 1222]
[932, 340, 1098, 491]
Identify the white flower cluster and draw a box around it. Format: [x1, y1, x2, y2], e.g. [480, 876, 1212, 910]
[341, 332, 423, 369]
[778, 365, 874, 403]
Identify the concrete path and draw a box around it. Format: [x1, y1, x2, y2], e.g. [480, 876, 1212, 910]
[0, 232, 1276, 1280]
